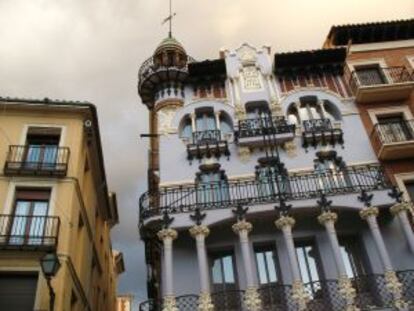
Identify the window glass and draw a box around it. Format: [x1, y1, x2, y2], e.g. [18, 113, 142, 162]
[255, 248, 279, 285]
[210, 252, 237, 292]
[339, 238, 366, 278]
[295, 243, 321, 284]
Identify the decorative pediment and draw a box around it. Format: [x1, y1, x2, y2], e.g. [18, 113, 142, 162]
[236, 43, 258, 65]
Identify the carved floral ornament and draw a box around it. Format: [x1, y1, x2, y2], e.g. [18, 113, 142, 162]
[359, 207, 379, 220]
[384, 270, 408, 310]
[317, 211, 338, 225]
[291, 280, 310, 311]
[162, 295, 179, 311]
[390, 201, 413, 215]
[189, 225, 210, 238]
[157, 228, 178, 241]
[232, 220, 253, 234]
[244, 287, 262, 311]
[337, 276, 359, 311]
[197, 292, 214, 311]
[275, 215, 296, 229]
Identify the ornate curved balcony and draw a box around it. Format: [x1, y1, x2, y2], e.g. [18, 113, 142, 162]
[186, 130, 230, 163]
[236, 116, 296, 147]
[302, 118, 343, 150]
[139, 164, 388, 221]
[139, 272, 414, 311]
[138, 55, 195, 106]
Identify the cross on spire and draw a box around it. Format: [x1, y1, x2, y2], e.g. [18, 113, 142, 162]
[162, 0, 177, 38]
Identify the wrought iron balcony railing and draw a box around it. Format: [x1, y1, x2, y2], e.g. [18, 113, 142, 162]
[187, 130, 230, 162]
[372, 120, 414, 144]
[138, 55, 196, 89]
[139, 271, 414, 311]
[237, 116, 296, 140]
[139, 164, 388, 221]
[350, 66, 414, 92]
[0, 214, 60, 250]
[302, 119, 343, 150]
[4, 145, 70, 177]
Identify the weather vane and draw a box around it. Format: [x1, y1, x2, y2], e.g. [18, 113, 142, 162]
[162, 0, 177, 38]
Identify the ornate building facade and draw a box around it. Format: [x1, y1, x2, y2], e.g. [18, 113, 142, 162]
[138, 19, 414, 311]
[0, 98, 124, 310]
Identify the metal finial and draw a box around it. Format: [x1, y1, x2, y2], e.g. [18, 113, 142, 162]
[162, 0, 177, 38]
[275, 195, 292, 216]
[161, 210, 174, 229]
[388, 186, 404, 203]
[190, 208, 206, 226]
[358, 190, 374, 208]
[317, 192, 333, 213]
[232, 204, 249, 221]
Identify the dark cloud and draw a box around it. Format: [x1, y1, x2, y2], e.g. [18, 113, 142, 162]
[0, 0, 412, 307]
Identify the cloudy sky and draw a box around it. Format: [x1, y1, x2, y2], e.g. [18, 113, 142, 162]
[0, 0, 413, 306]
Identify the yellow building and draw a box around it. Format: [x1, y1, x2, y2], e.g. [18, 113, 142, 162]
[0, 97, 124, 311]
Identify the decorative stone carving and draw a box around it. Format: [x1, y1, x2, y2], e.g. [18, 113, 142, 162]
[238, 146, 251, 163]
[241, 66, 263, 91]
[197, 292, 214, 311]
[318, 211, 338, 225]
[158, 105, 180, 134]
[189, 225, 210, 238]
[157, 228, 178, 241]
[390, 202, 412, 215]
[291, 280, 309, 311]
[283, 141, 297, 158]
[232, 220, 253, 234]
[275, 216, 296, 230]
[338, 275, 359, 311]
[244, 287, 262, 311]
[237, 44, 257, 65]
[384, 270, 408, 310]
[270, 102, 283, 116]
[162, 295, 179, 311]
[235, 104, 246, 119]
[359, 207, 379, 220]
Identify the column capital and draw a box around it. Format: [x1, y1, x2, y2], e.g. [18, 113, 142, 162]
[359, 207, 379, 220]
[232, 220, 253, 234]
[275, 216, 296, 230]
[390, 202, 412, 216]
[157, 228, 178, 241]
[162, 295, 179, 311]
[189, 225, 210, 238]
[318, 211, 338, 225]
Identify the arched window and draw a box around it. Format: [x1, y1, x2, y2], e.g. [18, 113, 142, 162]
[287, 96, 341, 126]
[245, 101, 271, 120]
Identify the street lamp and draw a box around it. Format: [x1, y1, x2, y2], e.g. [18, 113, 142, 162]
[40, 252, 61, 311]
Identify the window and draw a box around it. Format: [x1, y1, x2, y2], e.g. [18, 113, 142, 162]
[339, 238, 367, 279]
[287, 97, 339, 127]
[255, 246, 279, 285]
[377, 114, 413, 143]
[210, 252, 237, 292]
[9, 188, 51, 245]
[295, 241, 322, 298]
[24, 127, 61, 169]
[355, 65, 386, 86]
[256, 165, 290, 199]
[314, 152, 350, 192]
[196, 171, 229, 205]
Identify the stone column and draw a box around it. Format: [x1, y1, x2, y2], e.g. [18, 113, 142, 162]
[158, 228, 179, 311]
[214, 111, 221, 131]
[317, 99, 327, 118]
[266, 74, 282, 116]
[359, 207, 408, 310]
[190, 112, 197, 132]
[318, 211, 358, 311]
[189, 225, 214, 311]
[232, 220, 261, 311]
[390, 202, 414, 254]
[275, 216, 309, 311]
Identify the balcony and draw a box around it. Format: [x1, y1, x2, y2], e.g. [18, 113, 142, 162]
[186, 130, 230, 163]
[0, 214, 60, 251]
[371, 120, 414, 160]
[236, 116, 296, 147]
[139, 164, 388, 221]
[302, 119, 343, 150]
[4, 145, 70, 177]
[139, 271, 414, 310]
[349, 66, 414, 103]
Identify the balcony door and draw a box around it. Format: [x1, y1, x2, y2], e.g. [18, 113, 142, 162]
[9, 189, 51, 245]
[210, 252, 238, 292]
[295, 241, 323, 297]
[315, 158, 350, 192]
[355, 65, 386, 86]
[24, 128, 61, 170]
[377, 114, 413, 143]
[196, 171, 229, 205]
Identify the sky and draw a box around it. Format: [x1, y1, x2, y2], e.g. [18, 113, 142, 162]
[0, 0, 413, 307]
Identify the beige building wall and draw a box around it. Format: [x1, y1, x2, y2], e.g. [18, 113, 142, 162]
[0, 99, 124, 311]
